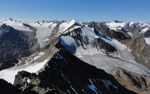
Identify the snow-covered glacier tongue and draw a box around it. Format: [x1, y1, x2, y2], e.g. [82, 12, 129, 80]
[60, 22, 150, 76]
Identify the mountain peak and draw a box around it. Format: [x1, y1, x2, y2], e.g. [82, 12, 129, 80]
[8, 18, 14, 21]
[113, 20, 124, 23]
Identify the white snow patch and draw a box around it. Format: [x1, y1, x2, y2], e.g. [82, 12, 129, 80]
[81, 26, 96, 43]
[88, 79, 102, 94]
[68, 26, 81, 32]
[33, 52, 45, 60]
[49, 23, 57, 30]
[27, 79, 31, 83]
[61, 36, 76, 47]
[67, 90, 70, 93]
[102, 80, 118, 90]
[106, 21, 126, 31]
[70, 85, 77, 94]
[98, 35, 126, 51]
[61, 73, 65, 77]
[75, 27, 104, 55]
[0, 59, 49, 84]
[127, 32, 133, 38]
[29, 22, 54, 48]
[140, 28, 149, 33]
[145, 38, 150, 45]
[129, 22, 134, 27]
[138, 22, 150, 27]
[59, 19, 76, 34]
[1, 19, 32, 31]
[44, 38, 49, 42]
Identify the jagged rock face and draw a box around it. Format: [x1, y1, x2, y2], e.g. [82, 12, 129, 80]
[87, 22, 112, 36]
[114, 67, 150, 94]
[61, 26, 117, 54]
[14, 71, 63, 94]
[12, 47, 136, 94]
[0, 24, 40, 63]
[87, 22, 131, 40]
[87, 22, 150, 66]
[144, 30, 150, 37]
[14, 71, 39, 91]
[95, 38, 117, 53]
[35, 43, 135, 94]
[0, 79, 19, 94]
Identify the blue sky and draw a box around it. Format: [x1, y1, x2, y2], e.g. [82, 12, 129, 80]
[0, 0, 150, 22]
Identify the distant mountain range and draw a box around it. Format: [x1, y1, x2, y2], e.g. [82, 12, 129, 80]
[0, 18, 150, 94]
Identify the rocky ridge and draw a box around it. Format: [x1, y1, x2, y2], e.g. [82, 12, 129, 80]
[0, 19, 150, 94]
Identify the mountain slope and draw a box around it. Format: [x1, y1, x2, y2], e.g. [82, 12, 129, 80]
[0, 19, 150, 94]
[13, 43, 136, 94]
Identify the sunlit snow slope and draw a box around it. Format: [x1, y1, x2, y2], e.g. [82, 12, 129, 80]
[60, 24, 150, 76]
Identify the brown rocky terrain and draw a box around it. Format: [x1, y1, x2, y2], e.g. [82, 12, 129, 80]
[114, 67, 150, 94]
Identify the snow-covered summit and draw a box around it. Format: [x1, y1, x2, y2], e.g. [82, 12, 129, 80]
[58, 19, 77, 33]
[106, 21, 127, 31]
[0, 18, 32, 31]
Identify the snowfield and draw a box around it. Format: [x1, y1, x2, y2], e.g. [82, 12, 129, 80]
[140, 28, 149, 33]
[145, 38, 150, 45]
[61, 25, 150, 76]
[0, 59, 49, 84]
[106, 21, 126, 31]
[61, 26, 104, 56]
[97, 34, 126, 51]
[59, 19, 76, 34]
[0, 19, 32, 31]
[78, 54, 150, 76]
[28, 22, 55, 48]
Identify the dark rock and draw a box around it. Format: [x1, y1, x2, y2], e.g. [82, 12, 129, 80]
[14, 71, 64, 94]
[144, 30, 150, 37]
[36, 43, 136, 94]
[0, 79, 19, 94]
[0, 24, 40, 63]
[0, 59, 18, 70]
[95, 38, 117, 53]
[22, 23, 37, 31]
[87, 22, 130, 40]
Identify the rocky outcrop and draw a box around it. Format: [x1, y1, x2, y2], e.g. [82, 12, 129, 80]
[120, 36, 150, 66]
[62, 26, 117, 54]
[0, 59, 18, 71]
[32, 42, 135, 94]
[114, 67, 150, 94]
[11, 43, 136, 94]
[87, 22, 112, 36]
[95, 38, 117, 53]
[144, 30, 150, 37]
[87, 22, 131, 40]
[14, 71, 63, 94]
